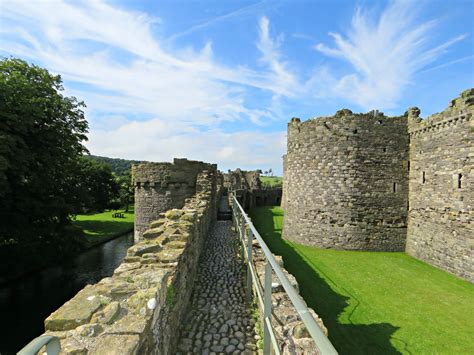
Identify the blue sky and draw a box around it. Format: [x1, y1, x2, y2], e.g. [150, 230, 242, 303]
[1, 0, 473, 174]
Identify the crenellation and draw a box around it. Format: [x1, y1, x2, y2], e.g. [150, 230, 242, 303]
[406, 89, 473, 282]
[283, 88, 473, 281]
[133, 158, 217, 242]
[284, 110, 409, 251]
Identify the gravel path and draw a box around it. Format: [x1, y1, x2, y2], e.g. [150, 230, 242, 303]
[176, 217, 259, 354]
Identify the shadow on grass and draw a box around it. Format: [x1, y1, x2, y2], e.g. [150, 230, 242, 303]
[250, 207, 402, 355]
[74, 220, 133, 240]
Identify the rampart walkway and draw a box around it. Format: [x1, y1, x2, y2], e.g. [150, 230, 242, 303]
[176, 197, 258, 354]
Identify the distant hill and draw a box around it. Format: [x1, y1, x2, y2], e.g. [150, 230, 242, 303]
[85, 155, 147, 176]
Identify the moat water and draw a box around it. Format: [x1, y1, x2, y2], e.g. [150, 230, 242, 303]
[0, 232, 134, 354]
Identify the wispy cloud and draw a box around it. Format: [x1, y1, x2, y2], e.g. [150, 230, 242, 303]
[313, 0, 467, 109]
[0, 0, 468, 172]
[168, 1, 265, 42]
[0, 0, 294, 125]
[257, 16, 299, 97]
[419, 54, 474, 74]
[0, 0, 289, 171]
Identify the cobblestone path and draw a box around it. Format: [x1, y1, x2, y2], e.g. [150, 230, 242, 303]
[176, 217, 259, 354]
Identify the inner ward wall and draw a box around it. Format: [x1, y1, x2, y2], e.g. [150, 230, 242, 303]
[406, 90, 473, 281]
[133, 158, 217, 242]
[283, 111, 409, 251]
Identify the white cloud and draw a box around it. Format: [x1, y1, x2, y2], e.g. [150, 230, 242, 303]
[87, 118, 286, 173]
[0, 0, 292, 126]
[257, 16, 299, 97]
[0, 0, 289, 172]
[168, 1, 265, 42]
[0, 0, 467, 173]
[313, 0, 467, 110]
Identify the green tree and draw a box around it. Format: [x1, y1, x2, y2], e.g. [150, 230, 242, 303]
[0, 57, 88, 247]
[75, 157, 120, 212]
[116, 170, 133, 212]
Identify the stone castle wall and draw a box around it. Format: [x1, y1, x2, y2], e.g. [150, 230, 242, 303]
[223, 168, 262, 191]
[283, 111, 409, 251]
[406, 90, 473, 281]
[281, 154, 288, 211]
[42, 168, 221, 354]
[282, 89, 473, 281]
[224, 169, 282, 211]
[133, 158, 217, 242]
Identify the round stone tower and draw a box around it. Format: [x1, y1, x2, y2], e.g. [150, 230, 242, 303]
[282, 110, 409, 251]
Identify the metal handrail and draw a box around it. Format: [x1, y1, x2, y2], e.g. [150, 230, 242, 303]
[18, 335, 60, 355]
[231, 194, 338, 355]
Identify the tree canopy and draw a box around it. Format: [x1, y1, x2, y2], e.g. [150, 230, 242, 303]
[0, 58, 89, 246]
[86, 155, 145, 176]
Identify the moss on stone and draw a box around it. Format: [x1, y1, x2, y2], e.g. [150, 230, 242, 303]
[44, 286, 104, 331]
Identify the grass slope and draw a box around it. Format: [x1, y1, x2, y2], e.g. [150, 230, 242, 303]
[249, 206, 474, 354]
[260, 176, 283, 188]
[73, 207, 134, 246]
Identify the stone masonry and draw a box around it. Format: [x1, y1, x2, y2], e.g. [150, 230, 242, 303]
[41, 167, 221, 354]
[224, 169, 282, 210]
[406, 90, 473, 281]
[283, 110, 409, 251]
[283, 89, 473, 281]
[133, 158, 217, 242]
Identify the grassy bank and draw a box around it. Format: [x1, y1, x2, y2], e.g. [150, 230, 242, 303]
[249, 206, 474, 354]
[0, 208, 134, 284]
[73, 207, 134, 247]
[260, 176, 283, 188]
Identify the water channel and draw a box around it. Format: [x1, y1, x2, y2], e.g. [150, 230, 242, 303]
[0, 232, 134, 354]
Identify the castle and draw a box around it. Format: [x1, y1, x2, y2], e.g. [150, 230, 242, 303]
[132, 158, 218, 242]
[282, 89, 473, 282]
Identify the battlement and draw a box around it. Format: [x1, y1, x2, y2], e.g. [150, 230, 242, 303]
[133, 158, 217, 242]
[284, 109, 409, 251]
[406, 89, 473, 281]
[132, 158, 217, 188]
[287, 111, 407, 154]
[223, 168, 262, 191]
[282, 88, 473, 281]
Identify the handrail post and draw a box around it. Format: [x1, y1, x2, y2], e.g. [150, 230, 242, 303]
[241, 220, 246, 264]
[231, 194, 338, 355]
[240, 211, 245, 240]
[263, 261, 272, 355]
[231, 195, 236, 229]
[246, 228, 253, 302]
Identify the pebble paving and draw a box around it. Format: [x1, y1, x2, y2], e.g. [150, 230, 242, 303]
[176, 198, 259, 354]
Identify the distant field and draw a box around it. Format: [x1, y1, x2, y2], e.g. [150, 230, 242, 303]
[249, 206, 474, 355]
[73, 207, 134, 246]
[260, 176, 283, 187]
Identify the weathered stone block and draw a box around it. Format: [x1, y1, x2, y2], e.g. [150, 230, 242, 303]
[157, 249, 182, 263]
[91, 334, 140, 355]
[45, 286, 103, 331]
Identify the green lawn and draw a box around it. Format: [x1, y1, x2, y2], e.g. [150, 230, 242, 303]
[249, 206, 474, 354]
[260, 176, 283, 188]
[73, 207, 134, 246]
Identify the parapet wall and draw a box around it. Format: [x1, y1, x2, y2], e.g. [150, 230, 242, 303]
[283, 111, 409, 251]
[42, 168, 221, 354]
[133, 158, 217, 242]
[406, 89, 473, 281]
[223, 168, 262, 191]
[224, 169, 282, 210]
[252, 244, 327, 354]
